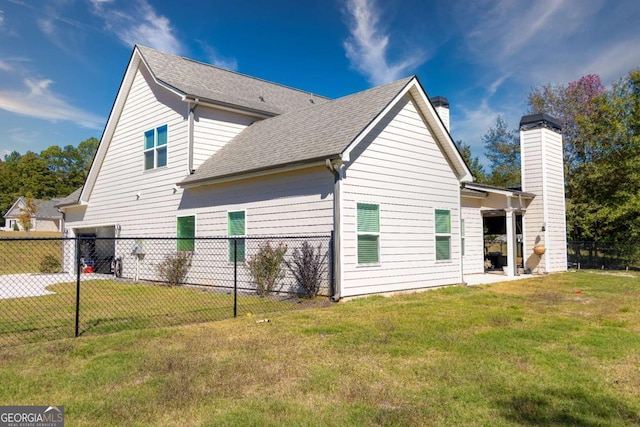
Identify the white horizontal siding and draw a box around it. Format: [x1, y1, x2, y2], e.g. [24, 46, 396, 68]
[461, 204, 484, 275]
[66, 65, 191, 237]
[521, 127, 567, 273]
[192, 107, 254, 169]
[341, 95, 462, 297]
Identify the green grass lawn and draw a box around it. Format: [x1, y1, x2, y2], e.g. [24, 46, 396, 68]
[1, 271, 639, 426]
[0, 232, 65, 274]
[0, 279, 314, 346]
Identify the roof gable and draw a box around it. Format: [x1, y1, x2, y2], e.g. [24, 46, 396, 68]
[181, 77, 473, 185]
[80, 45, 332, 204]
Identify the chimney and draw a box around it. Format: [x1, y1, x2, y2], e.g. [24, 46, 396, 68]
[431, 96, 450, 132]
[520, 113, 567, 274]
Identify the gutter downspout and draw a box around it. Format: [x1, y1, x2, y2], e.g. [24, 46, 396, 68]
[187, 99, 199, 174]
[326, 158, 343, 302]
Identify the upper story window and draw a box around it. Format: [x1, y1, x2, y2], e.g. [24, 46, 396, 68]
[144, 125, 168, 170]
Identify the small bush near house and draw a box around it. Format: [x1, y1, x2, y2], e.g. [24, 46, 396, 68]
[39, 254, 61, 273]
[157, 252, 192, 286]
[286, 241, 327, 298]
[13, 223, 19, 231]
[247, 241, 287, 295]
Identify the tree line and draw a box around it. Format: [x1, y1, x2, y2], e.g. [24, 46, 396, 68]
[0, 137, 99, 227]
[458, 69, 640, 244]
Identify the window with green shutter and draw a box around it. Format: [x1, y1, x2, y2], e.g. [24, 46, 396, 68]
[435, 209, 451, 260]
[177, 215, 195, 252]
[357, 203, 379, 264]
[228, 211, 245, 262]
[143, 124, 168, 170]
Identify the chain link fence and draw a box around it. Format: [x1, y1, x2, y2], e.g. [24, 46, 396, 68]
[567, 241, 640, 270]
[0, 235, 333, 347]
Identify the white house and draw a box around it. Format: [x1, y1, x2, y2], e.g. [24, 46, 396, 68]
[3, 197, 63, 232]
[58, 45, 567, 299]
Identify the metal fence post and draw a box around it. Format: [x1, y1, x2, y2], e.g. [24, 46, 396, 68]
[329, 231, 335, 298]
[233, 238, 238, 318]
[74, 236, 81, 337]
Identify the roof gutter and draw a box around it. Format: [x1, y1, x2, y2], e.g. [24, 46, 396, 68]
[325, 158, 345, 302]
[181, 95, 273, 119]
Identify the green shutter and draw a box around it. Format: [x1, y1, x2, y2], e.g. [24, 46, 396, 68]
[144, 130, 155, 149]
[177, 216, 195, 251]
[435, 209, 451, 234]
[436, 236, 451, 260]
[228, 238, 245, 263]
[228, 211, 245, 235]
[157, 125, 168, 146]
[358, 235, 379, 264]
[228, 211, 246, 262]
[357, 203, 379, 232]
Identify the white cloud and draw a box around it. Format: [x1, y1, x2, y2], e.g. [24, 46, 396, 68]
[0, 78, 104, 129]
[0, 60, 11, 72]
[0, 9, 5, 30]
[91, 0, 182, 54]
[343, 0, 425, 85]
[196, 42, 238, 71]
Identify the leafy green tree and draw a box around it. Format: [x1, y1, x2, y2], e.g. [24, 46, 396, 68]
[18, 193, 37, 233]
[455, 140, 486, 182]
[481, 116, 520, 188]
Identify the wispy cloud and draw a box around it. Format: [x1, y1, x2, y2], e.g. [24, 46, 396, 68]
[0, 77, 104, 129]
[199, 43, 238, 71]
[0, 9, 5, 30]
[456, 0, 638, 86]
[90, 0, 182, 54]
[343, 0, 425, 85]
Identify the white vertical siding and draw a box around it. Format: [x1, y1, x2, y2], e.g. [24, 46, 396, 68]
[192, 108, 254, 170]
[461, 202, 484, 274]
[341, 95, 462, 297]
[521, 127, 567, 273]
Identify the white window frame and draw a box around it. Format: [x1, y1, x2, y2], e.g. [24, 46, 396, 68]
[357, 202, 380, 265]
[176, 214, 196, 252]
[435, 208, 452, 261]
[143, 124, 168, 170]
[227, 210, 246, 263]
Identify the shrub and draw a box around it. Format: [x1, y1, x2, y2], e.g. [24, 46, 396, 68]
[12, 222, 19, 231]
[285, 241, 327, 298]
[247, 241, 287, 295]
[157, 252, 192, 286]
[40, 255, 61, 273]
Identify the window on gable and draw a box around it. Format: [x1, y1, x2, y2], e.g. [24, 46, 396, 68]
[435, 209, 451, 261]
[357, 203, 380, 264]
[177, 215, 195, 252]
[228, 211, 246, 262]
[144, 125, 168, 170]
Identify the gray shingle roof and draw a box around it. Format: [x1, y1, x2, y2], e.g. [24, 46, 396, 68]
[137, 45, 331, 116]
[181, 77, 413, 185]
[4, 198, 63, 219]
[54, 187, 83, 208]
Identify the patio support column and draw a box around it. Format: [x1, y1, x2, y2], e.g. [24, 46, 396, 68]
[505, 208, 517, 276]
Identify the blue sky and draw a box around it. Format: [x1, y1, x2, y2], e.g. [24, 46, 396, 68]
[1, 0, 639, 165]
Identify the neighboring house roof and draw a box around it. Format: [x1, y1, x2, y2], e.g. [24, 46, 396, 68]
[181, 77, 414, 185]
[137, 45, 331, 116]
[55, 187, 83, 208]
[3, 197, 63, 220]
